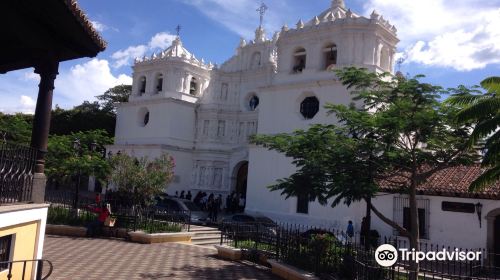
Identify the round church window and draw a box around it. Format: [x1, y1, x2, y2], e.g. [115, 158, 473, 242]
[249, 96, 260, 111]
[300, 96, 319, 119]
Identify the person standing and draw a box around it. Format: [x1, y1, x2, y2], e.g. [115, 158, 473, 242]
[225, 193, 232, 213]
[346, 220, 354, 244]
[213, 194, 222, 222]
[180, 190, 185, 199]
[86, 203, 111, 237]
[186, 191, 192, 201]
[238, 195, 246, 213]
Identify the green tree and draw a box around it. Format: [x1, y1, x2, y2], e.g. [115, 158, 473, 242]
[252, 67, 478, 276]
[447, 76, 500, 190]
[96, 84, 132, 112]
[0, 113, 32, 145]
[50, 102, 116, 135]
[108, 153, 175, 206]
[45, 130, 113, 188]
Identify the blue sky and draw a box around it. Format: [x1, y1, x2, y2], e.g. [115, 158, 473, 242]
[1, 0, 499, 113]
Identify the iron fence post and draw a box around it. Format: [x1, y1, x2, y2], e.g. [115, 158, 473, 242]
[36, 260, 44, 280]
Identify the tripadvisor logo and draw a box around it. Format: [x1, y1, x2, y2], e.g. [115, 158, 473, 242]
[374, 244, 482, 267]
[375, 244, 398, 267]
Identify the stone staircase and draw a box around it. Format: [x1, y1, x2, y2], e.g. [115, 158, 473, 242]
[189, 225, 221, 247]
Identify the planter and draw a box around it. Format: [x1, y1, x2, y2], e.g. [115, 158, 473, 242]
[214, 245, 242, 261]
[268, 259, 319, 280]
[46, 224, 87, 237]
[128, 231, 194, 244]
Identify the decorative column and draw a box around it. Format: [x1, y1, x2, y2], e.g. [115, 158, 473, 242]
[30, 55, 59, 203]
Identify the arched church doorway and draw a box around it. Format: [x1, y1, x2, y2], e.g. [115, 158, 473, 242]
[234, 161, 248, 197]
[486, 208, 500, 267]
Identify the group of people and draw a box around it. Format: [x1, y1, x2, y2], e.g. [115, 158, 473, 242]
[225, 191, 245, 214]
[173, 190, 246, 222]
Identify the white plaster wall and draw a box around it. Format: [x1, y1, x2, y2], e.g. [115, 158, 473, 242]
[0, 206, 48, 260]
[115, 100, 195, 148]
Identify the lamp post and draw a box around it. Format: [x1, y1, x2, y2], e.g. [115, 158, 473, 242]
[475, 202, 483, 228]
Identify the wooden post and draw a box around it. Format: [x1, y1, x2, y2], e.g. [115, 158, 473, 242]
[31, 56, 59, 174]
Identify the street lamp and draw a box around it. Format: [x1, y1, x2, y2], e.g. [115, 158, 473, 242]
[475, 202, 483, 228]
[72, 139, 82, 210]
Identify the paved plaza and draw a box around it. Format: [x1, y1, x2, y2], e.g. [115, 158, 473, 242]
[43, 235, 278, 280]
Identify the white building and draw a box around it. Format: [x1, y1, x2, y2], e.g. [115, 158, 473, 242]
[108, 0, 500, 256]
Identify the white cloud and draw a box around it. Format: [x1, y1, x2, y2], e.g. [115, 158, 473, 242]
[18, 95, 36, 114]
[111, 45, 148, 68]
[55, 58, 132, 107]
[0, 60, 131, 113]
[362, 0, 500, 71]
[90, 20, 107, 32]
[111, 32, 177, 68]
[22, 72, 39, 81]
[149, 32, 177, 49]
[180, 0, 290, 39]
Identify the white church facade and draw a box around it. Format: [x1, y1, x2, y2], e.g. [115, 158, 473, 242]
[108, 0, 500, 254]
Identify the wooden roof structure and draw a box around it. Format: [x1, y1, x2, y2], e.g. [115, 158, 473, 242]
[0, 0, 106, 73]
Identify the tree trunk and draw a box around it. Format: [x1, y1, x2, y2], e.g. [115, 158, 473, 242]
[364, 197, 372, 249]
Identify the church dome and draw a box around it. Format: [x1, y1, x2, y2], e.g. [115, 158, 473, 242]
[134, 36, 212, 69]
[162, 36, 193, 59]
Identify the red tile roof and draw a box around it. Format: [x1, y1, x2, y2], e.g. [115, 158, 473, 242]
[379, 165, 500, 200]
[64, 0, 107, 51]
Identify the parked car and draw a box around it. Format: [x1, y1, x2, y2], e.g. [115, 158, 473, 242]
[221, 214, 277, 242]
[153, 197, 208, 224]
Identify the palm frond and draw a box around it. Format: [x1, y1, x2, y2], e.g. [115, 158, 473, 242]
[469, 165, 500, 191]
[456, 99, 500, 123]
[480, 76, 500, 93]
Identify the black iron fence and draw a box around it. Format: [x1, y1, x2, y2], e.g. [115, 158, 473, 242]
[45, 191, 191, 234]
[0, 259, 52, 280]
[220, 221, 500, 279]
[0, 141, 36, 204]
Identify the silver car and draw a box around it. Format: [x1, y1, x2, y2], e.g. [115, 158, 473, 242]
[154, 197, 208, 224]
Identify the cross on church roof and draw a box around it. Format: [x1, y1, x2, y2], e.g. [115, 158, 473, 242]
[175, 25, 181, 37]
[256, 2, 268, 28]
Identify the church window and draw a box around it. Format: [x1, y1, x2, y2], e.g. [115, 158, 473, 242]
[380, 47, 390, 70]
[250, 52, 262, 69]
[296, 193, 309, 214]
[213, 168, 223, 187]
[190, 77, 198, 95]
[249, 95, 259, 111]
[138, 107, 150, 127]
[323, 43, 337, 70]
[221, 83, 228, 100]
[292, 47, 306, 73]
[139, 76, 146, 95]
[143, 112, 150, 126]
[300, 96, 319, 119]
[247, 122, 256, 136]
[238, 122, 245, 137]
[199, 167, 207, 185]
[203, 120, 210, 136]
[155, 73, 163, 93]
[217, 120, 226, 137]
